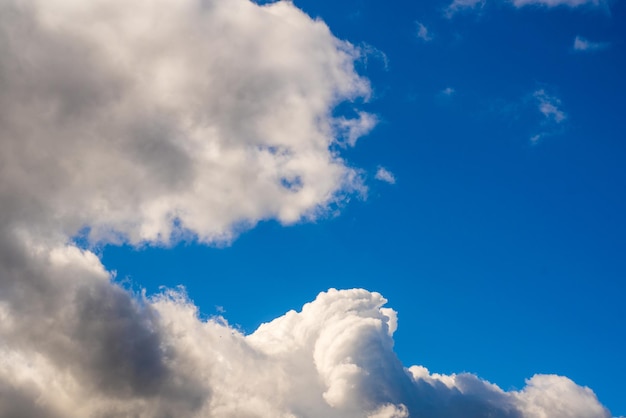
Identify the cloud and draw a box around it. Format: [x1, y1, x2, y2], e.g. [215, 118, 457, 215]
[573, 36, 609, 52]
[441, 87, 456, 96]
[444, 0, 486, 18]
[528, 89, 566, 143]
[512, 0, 600, 7]
[0, 269, 612, 417]
[416, 22, 433, 42]
[375, 167, 397, 184]
[0, 0, 375, 247]
[0, 0, 614, 417]
[533, 89, 566, 124]
[445, 0, 601, 14]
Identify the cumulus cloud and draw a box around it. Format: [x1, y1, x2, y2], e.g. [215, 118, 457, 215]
[0, 0, 375, 246]
[0, 0, 614, 417]
[375, 167, 397, 184]
[573, 36, 609, 52]
[0, 273, 612, 417]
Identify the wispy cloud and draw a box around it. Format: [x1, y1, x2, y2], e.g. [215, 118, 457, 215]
[512, 0, 600, 7]
[444, 0, 486, 18]
[534, 89, 567, 124]
[375, 167, 396, 184]
[573, 35, 609, 52]
[530, 89, 567, 144]
[416, 22, 433, 42]
[446, 0, 601, 14]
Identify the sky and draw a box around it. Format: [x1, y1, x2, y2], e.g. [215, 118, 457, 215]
[0, 0, 624, 417]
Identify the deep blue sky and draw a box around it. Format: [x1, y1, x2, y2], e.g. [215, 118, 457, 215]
[103, 0, 626, 415]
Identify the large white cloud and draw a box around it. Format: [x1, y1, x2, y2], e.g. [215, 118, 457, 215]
[0, 0, 614, 417]
[0, 0, 373, 246]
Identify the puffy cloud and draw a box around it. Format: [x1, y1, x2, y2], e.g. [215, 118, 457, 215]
[0, 265, 612, 417]
[573, 36, 609, 52]
[0, 0, 615, 417]
[0, 0, 374, 246]
[375, 167, 397, 184]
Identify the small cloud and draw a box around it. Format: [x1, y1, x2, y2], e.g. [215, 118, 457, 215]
[375, 167, 396, 184]
[512, 0, 600, 7]
[216, 305, 226, 314]
[441, 87, 456, 96]
[416, 22, 433, 42]
[528, 89, 567, 144]
[534, 89, 566, 124]
[529, 133, 543, 145]
[573, 35, 609, 52]
[444, 0, 485, 18]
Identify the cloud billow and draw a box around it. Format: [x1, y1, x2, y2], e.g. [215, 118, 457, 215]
[0, 0, 374, 246]
[0, 0, 613, 417]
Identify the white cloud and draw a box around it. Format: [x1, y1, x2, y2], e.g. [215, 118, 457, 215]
[573, 36, 609, 52]
[528, 89, 566, 143]
[0, 0, 375, 247]
[375, 167, 397, 184]
[0, 267, 612, 417]
[512, 0, 600, 7]
[444, 0, 486, 18]
[416, 22, 433, 42]
[534, 89, 566, 124]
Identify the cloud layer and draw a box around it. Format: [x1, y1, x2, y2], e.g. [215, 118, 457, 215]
[0, 0, 613, 417]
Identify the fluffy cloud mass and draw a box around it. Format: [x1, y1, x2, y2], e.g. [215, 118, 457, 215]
[0, 0, 613, 417]
[0, 0, 374, 246]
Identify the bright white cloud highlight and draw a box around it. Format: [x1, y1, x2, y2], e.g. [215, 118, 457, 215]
[573, 36, 609, 51]
[375, 167, 397, 184]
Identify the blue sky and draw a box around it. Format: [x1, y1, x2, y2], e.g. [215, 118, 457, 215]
[98, 0, 626, 415]
[1, 0, 623, 416]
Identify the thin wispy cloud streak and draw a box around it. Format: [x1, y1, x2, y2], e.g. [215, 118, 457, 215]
[0, 0, 614, 417]
[512, 0, 600, 7]
[416, 22, 433, 41]
[444, 0, 485, 18]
